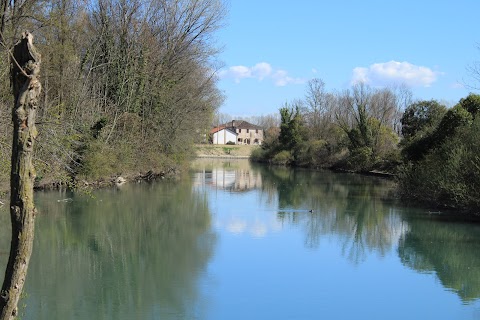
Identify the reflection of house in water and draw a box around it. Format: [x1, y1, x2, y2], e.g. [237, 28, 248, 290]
[210, 120, 264, 145]
[193, 165, 262, 192]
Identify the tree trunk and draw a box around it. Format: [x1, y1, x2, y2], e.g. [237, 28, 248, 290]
[0, 31, 41, 320]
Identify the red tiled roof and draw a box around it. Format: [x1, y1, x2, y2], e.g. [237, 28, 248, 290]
[210, 126, 238, 135]
[210, 125, 226, 134]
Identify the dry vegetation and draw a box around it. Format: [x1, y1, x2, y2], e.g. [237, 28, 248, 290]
[195, 144, 259, 158]
[0, 0, 227, 190]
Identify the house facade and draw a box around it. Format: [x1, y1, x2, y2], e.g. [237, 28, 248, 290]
[211, 127, 237, 145]
[211, 120, 264, 145]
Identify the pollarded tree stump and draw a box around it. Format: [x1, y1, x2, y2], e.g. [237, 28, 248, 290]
[0, 31, 41, 320]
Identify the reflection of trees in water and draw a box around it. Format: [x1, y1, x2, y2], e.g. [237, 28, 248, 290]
[23, 181, 215, 320]
[259, 163, 480, 302]
[259, 166, 405, 263]
[398, 217, 480, 303]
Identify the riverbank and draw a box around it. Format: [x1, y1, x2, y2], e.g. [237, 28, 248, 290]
[35, 166, 184, 192]
[194, 144, 259, 159]
[0, 144, 255, 197]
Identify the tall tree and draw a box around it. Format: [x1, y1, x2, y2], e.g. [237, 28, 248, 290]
[0, 0, 227, 184]
[400, 100, 446, 140]
[335, 83, 374, 150]
[335, 83, 402, 157]
[1, 32, 41, 320]
[302, 78, 338, 142]
[279, 102, 303, 151]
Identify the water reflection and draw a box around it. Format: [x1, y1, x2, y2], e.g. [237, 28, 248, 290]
[192, 158, 262, 191]
[398, 215, 480, 304]
[192, 159, 279, 239]
[1, 159, 480, 318]
[192, 159, 480, 304]
[260, 165, 407, 262]
[193, 159, 406, 262]
[23, 181, 215, 320]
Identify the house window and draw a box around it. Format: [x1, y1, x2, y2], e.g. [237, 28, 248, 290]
[256, 129, 258, 133]
[239, 129, 241, 133]
[247, 129, 249, 133]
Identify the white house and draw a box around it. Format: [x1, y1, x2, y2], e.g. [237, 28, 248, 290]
[211, 127, 238, 145]
[210, 120, 264, 145]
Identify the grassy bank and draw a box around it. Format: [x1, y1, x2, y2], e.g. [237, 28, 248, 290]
[194, 144, 259, 158]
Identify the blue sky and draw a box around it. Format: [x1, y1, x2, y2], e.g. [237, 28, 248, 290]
[216, 0, 480, 116]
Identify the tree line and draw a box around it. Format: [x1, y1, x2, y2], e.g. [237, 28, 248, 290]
[252, 79, 480, 213]
[0, 0, 226, 190]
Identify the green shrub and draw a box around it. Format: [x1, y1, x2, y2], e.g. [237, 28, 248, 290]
[346, 146, 374, 171]
[294, 139, 329, 167]
[398, 116, 480, 211]
[374, 149, 402, 173]
[402, 104, 473, 162]
[271, 150, 293, 166]
[458, 93, 480, 117]
[250, 148, 267, 162]
[400, 100, 447, 139]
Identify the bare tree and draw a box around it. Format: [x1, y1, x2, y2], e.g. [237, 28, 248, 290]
[334, 83, 403, 157]
[391, 84, 413, 135]
[335, 83, 373, 144]
[466, 44, 480, 90]
[212, 111, 232, 127]
[254, 113, 280, 129]
[1, 31, 41, 320]
[302, 78, 338, 141]
[0, 0, 227, 184]
[303, 78, 326, 139]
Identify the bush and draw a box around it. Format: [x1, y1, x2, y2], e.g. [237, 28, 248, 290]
[402, 104, 473, 162]
[346, 146, 374, 172]
[294, 139, 329, 167]
[374, 149, 402, 173]
[400, 100, 447, 139]
[398, 116, 480, 211]
[458, 93, 480, 117]
[271, 150, 293, 166]
[79, 141, 129, 180]
[250, 147, 267, 162]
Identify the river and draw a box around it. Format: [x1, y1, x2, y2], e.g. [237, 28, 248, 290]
[1, 158, 480, 319]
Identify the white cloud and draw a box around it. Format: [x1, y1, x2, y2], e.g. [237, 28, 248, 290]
[351, 61, 439, 87]
[226, 65, 252, 83]
[220, 62, 305, 86]
[272, 69, 305, 86]
[252, 62, 272, 80]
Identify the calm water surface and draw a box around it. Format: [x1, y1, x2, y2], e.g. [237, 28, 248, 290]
[1, 159, 480, 319]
